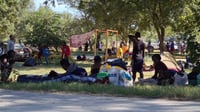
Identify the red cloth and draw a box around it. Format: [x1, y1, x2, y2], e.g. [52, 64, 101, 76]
[62, 45, 70, 57]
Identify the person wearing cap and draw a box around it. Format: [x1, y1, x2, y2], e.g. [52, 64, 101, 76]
[131, 32, 145, 82]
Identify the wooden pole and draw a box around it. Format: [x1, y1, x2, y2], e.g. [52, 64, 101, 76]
[94, 29, 97, 56]
[105, 30, 109, 61]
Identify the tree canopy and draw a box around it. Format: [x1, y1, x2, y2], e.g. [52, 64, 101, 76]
[20, 7, 73, 48]
[0, 0, 30, 40]
[0, 0, 199, 54]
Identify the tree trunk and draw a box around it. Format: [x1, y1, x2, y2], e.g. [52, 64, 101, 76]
[159, 26, 166, 53]
[155, 26, 166, 53]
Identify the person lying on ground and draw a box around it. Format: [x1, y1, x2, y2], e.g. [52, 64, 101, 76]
[48, 58, 87, 78]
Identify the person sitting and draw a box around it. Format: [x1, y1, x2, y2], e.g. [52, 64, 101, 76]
[0, 50, 16, 82]
[90, 55, 102, 77]
[151, 54, 175, 85]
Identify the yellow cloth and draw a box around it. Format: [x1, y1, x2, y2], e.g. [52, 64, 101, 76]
[116, 47, 123, 58]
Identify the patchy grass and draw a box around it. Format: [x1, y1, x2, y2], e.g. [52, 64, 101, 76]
[0, 82, 199, 100]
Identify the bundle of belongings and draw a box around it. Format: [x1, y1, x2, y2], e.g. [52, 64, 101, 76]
[97, 58, 133, 87]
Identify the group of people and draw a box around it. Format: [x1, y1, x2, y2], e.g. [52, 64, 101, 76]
[45, 32, 186, 86]
[36, 41, 71, 65]
[0, 32, 194, 86]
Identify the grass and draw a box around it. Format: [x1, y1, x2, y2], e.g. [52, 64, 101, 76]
[1, 51, 198, 101]
[0, 82, 199, 101]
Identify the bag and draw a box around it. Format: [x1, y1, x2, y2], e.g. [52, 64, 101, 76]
[77, 55, 82, 61]
[97, 72, 108, 80]
[174, 72, 188, 86]
[23, 57, 36, 66]
[108, 67, 133, 87]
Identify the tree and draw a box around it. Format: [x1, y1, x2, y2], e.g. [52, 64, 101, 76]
[44, 0, 197, 53]
[0, 0, 31, 40]
[130, 0, 188, 52]
[61, 0, 138, 41]
[183, 0, 200, 73]
[21, 7, 73, 51]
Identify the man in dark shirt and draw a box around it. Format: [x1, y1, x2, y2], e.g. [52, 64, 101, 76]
[131, 32, 145, 81]
[151, 54, 168, 80]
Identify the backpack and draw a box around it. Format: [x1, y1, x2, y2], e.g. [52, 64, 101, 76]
[23, 57, 36, 66]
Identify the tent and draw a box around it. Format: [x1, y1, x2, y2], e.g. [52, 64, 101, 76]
[161, 52, 181, 71]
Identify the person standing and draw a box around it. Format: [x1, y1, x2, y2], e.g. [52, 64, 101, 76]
[131, 32, 145, 82]
[98, 41, 103, 51]
[84, 41, 89, 52]
[7, 35, 15, 51]
[116, 42, 124, 59]
[42, 45, 50, 64]
[170, 41, 175, 54]
[37, 44, 43, 64]
[61, 41, 71, 59]
[166, 41, 170, 52]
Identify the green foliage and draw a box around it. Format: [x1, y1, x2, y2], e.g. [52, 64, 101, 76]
[0, 0, 30, 39]
[20, 7, 73, 47]
[184, 0, 200, 73]
[65, 0, 138, 40]
[65, 0, 191, 51]
[132, 0, 188, 51]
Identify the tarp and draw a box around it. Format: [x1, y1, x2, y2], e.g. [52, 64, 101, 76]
[70, 30, 94, 48]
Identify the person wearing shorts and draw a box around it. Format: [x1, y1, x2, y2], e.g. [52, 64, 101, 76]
[130, 32, 145, 81]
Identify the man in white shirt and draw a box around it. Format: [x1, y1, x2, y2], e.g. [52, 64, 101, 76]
[7, 35, 15, 51]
